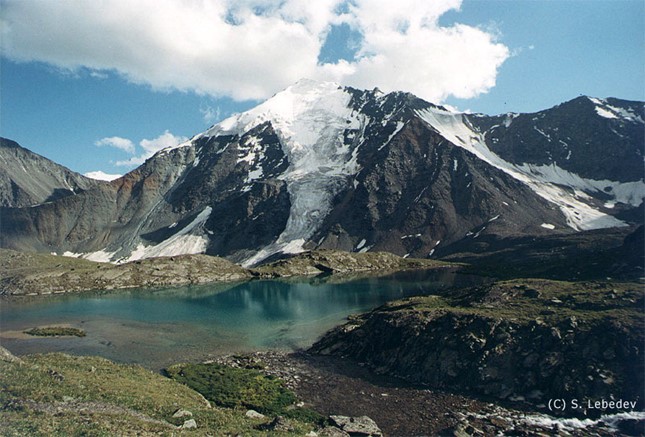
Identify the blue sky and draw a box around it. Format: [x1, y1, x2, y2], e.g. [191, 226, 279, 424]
[1, 0, 643, 178]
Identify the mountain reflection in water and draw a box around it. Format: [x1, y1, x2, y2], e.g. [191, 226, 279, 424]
[0, 269, 485, 369]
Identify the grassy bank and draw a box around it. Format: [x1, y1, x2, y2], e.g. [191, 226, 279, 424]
[0, 350, 317, 436]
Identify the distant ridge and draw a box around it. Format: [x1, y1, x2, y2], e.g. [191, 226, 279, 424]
[1, 80, 643, 265]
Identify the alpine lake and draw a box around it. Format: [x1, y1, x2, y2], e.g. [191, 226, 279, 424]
[1, 269, 484, 369]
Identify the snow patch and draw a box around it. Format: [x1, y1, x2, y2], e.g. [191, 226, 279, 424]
[125, 207, 212, 262]
[540, 223, 556, 230]
[378, 121, 406, 151]
[595, 106, 617, 119]
[62, 249, 117, 263]
[590, 97, 644, 123]
[84, 171, 122, 181]
[518, 163, 645, 208]
[503, 113, 517, 128]
[415, 107, 635, 231]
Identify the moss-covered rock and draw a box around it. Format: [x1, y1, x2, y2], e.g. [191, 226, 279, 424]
[24, 327, 86, 337]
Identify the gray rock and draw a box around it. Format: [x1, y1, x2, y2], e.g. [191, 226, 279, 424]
[258, 416, 292, 432]
[245, 409, 266, 419]
[318, 427, 350, 437]
[180, 419, 197, 429]
[172, 408, 193, 418]
[0, 346, 23, 364]
[329, 415, 382, 436]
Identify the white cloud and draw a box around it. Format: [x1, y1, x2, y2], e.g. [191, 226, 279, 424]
[200, 104, 222, 124]
[84, 171, 122, 181]
[329, 0, 509, 101]
[1, 0, 509, 104]
[94, 136, 135, 154]
[115, 131, 188, 167]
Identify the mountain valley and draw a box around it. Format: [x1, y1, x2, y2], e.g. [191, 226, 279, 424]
[1, 80, 643, 436]
[1, 80, 642, 267]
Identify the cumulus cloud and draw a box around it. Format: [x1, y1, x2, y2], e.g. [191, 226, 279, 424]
[95, 136, 136, 154]
[1, 0, 509, 103]
[94, 131, 188, 167]
[114, 131, 189, 167]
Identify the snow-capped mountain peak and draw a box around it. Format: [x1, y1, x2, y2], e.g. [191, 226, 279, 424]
[202, 79, 366, 265]
[206, 79, 355, 140]
[1, 83, 642, 267]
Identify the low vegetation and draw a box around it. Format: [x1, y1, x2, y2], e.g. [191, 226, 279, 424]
[0, 350, 317, 436]
[0, 248, 253, 296]
[23, 327, 86, 337]
[253, 250, 458, 278]
[166, 362, 326, 425]
[0, 248, 454, 297]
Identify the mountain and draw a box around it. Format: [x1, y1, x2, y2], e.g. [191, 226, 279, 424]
[1, 80, 643, 265]
[0, 138, 101, 208]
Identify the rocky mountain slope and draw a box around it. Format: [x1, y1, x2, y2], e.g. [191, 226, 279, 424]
[0, 138, 100, 208]
[1, 80, 642, 265]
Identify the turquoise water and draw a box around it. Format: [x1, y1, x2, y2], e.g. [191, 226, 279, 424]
[0, 270, 481, 369]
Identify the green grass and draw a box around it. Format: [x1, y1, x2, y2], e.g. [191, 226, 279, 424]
[24, 327, 86, 337]
[0, 352, 317, 435]
[378, 279, 644, 327]
[166, 362, 327, 426]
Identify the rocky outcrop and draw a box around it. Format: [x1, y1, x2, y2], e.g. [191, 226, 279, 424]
[0, 345, 23, 364]
[0, 248, 450, 297]
[253, 250, 456, 278]
[329, 415, 382, 436]
[311, 279, 644, 413]
[0, 249, 252, 296]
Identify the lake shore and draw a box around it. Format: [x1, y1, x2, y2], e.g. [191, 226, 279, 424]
[0, 248, 458, 298]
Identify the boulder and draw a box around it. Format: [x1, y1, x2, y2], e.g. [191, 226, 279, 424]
[329, 415, 382, 436]
[245, 409, 266, 419]
[318, 426, 351, 437]
[257, 416, 293, 432]
[180, 419, 197, 429]
[0, 346, 23, 364]
[172, 408, 193, 418]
